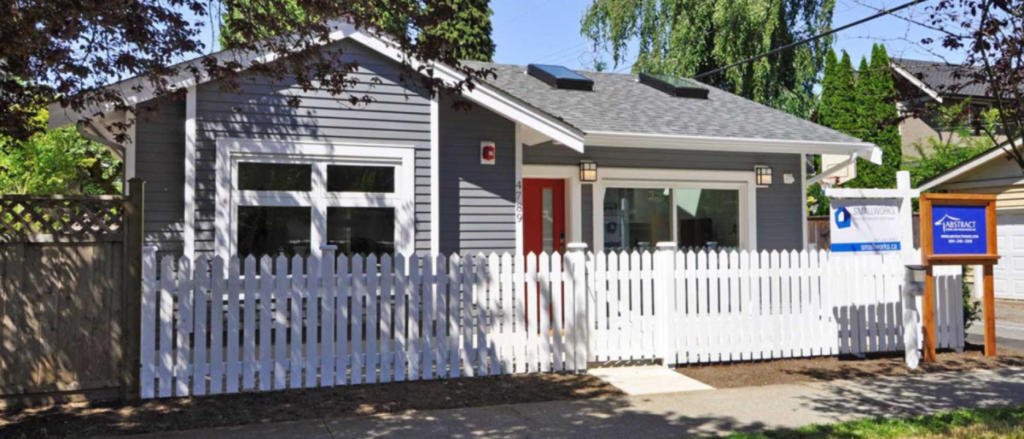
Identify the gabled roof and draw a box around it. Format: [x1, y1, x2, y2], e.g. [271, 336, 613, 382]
[917, 141, 1018, 191]
[50, 20, 880, 161]
[891, 58, 990, 100]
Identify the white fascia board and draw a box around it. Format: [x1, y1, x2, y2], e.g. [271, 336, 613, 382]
[585, 131, 882, 165]
[891, 63, 944, 104]
[917, 145, 1011, 191]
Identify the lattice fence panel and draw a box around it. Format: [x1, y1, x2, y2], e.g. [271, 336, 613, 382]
[0, 196, 125, 236]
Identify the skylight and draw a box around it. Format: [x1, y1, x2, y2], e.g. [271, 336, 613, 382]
[527, 64, 594, 91]
[639, 73, 709, 99]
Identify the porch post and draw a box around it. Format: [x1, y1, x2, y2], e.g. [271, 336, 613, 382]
[656, 242, 678, 367]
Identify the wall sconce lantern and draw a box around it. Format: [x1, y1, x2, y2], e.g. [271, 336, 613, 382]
[580, 161, 598, 182]
[755, 165, 773, 187]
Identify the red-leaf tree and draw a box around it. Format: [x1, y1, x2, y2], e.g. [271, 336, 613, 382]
[925, 0, 1024, 171]
[1, 0, 494, 142]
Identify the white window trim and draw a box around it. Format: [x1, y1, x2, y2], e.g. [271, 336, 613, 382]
[215, 138, 415, 260]
[592, 168, 758, 251]
[183, 86, 197, 260]
[521, 165, 584, 246]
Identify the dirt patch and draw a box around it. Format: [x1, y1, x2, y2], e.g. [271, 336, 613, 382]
[0, 374, 620, 438]
[679, 343, 1024, 389]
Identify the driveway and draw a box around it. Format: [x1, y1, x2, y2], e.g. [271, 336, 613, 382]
[967, 299, 1024, 351]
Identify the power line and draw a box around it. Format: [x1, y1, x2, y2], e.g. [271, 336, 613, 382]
[498, 0, 555, 27]
[692, 0, 927, 80]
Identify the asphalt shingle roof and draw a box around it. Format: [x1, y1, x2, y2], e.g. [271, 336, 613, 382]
[891, 58, 989, 98]
[464, 61, 865, 145]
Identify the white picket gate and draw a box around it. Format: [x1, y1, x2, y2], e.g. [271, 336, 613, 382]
[139, 246, 964, 399]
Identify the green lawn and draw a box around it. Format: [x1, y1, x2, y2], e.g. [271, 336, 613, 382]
[726, 405, 1024, 438]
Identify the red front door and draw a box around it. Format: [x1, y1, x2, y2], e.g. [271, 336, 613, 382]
[523, 179, 566, 256]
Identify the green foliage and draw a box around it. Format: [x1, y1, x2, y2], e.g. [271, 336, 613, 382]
[220, 0, 495, 62]
[727, 404, 1024, 438]
[844, 44, 902, 190]
[818, 50, 859, 136]
[580, 0, 836, 118]
[420, 0, 495, 62]
[963, 266, 982, 331]
[904, 102, 994, 191]
[0, 110, 121, 195]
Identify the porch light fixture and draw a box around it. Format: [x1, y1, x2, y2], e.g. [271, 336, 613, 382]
[579, 161, 598, 182]
[755, 165, 773, 187]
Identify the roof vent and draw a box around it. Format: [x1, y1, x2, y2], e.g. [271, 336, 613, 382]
[639, 73, 709, 99]
[527, 64, 594, 91]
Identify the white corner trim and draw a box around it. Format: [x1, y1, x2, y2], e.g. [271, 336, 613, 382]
[515, 124, 524, 255]
[917, 144, 1016, 191]
[521, 164, 583, 244]
[801, 154, 808, 251]
[430, 96, 440, 254]
[184, 86, 197, 260]
[891, 63, 944, 104]
[586, 131, 883, 165]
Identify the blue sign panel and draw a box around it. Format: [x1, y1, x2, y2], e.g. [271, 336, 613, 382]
[932, 204, 988, 255]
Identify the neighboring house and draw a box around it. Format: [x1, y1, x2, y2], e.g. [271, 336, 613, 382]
[918, 143, 1024, 301]
[891, 58, 1005, 158]
[48, 22, 879, 261]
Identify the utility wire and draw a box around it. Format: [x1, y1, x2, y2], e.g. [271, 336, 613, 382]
[692, 0, 927, 80]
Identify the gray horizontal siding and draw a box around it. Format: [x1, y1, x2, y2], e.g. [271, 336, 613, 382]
[194, 39, 432, 257]
[135, 97, 186, 258]
[439, 97, 517, 255]
[524, 144, 803, 251]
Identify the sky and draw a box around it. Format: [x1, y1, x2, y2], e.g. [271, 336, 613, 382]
[488, 0, 961, 70]
[191, 0, 963, 71]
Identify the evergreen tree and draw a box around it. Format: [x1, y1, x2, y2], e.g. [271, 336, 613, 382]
[421, 0, 495, 62]
[818, 51, 860, 136]
[220, 0, 495, 62]
[845, 44, 902, 189]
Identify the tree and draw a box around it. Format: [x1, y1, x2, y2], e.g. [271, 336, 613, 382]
[817, 50, 859, 136]
[0, 110, 121, 195]
[905, 102, 995, 189]
[845, 44, 902, 189]
[2, 0, 495, 142]
[923, 0, 1024, 173]
[221, 0, 496, 62]
[580, 0, 836, 117]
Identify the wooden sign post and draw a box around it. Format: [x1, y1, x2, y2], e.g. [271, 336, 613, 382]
[919, 193, 1000, 362]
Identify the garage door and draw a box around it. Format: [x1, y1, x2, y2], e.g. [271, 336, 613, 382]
[995, 212, 1024, 300]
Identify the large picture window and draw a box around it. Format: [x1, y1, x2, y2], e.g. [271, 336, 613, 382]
[596, 169, 755, 252]
[219, 140, 415, 260]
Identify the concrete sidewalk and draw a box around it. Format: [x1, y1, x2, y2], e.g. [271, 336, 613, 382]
[131, 367, 1024, 439]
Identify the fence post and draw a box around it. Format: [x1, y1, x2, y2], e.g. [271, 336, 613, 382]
[121, 178, 145, 401]
[567, 243, 588, 372]
[655, 242, 678, 366]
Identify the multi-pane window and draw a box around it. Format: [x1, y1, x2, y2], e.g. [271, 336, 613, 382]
[233, 159, 403, 259]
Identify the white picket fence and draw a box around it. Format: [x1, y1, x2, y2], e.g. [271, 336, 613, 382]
[139, 246, 964, 399]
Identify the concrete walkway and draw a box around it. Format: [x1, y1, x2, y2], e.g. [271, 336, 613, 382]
[131, 367, 1024, 439]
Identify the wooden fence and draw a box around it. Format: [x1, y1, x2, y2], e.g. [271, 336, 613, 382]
[0, 181, 145, 406]
[141, 245, 964, 400]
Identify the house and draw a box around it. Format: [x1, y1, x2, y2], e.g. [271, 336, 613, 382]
[918, 143, 1024, 301]
[891, 58, 1005, 158]
[48, 22, 880, 261]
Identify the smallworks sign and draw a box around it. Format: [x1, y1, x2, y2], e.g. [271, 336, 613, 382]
[931, 205, 988, 255]
[829, 199, 901, 253]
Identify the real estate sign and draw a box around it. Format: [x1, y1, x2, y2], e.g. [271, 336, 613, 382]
[829, 199, 901, 253]
[930, 204, 988, 255]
